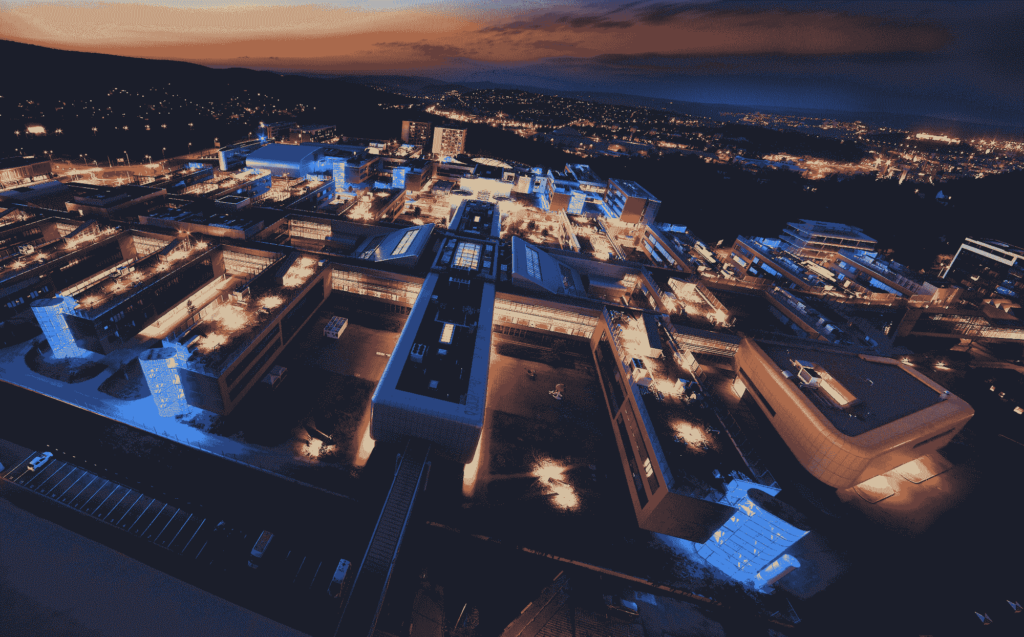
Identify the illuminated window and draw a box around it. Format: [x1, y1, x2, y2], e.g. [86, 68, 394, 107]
[392, 228, 419, 256]
[454, 242, 481, 270]
[440, 323, 455, 344]
[525, 247, 542, 279]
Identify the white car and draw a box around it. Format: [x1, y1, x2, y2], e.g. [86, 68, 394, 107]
[26, 452, 53, 472]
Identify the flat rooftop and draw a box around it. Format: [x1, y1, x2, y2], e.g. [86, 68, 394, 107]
[453, 200, 497, 237]
[73, 243, 213, 318]
[0, 227, 121, 285]
[394, 274, 485, 404]
[610, 179, 658, 201]
[566, 164, 602, 184]
[181, 253, 321, 375]
[760, 343, 942, 437]
[787, 220, 875, 242]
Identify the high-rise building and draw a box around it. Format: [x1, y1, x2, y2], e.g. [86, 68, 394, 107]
[431, 127, 467, 158]
[601, 179, 660, 225]
[778, 220, 877, 263]
[401, 121, 433, 148]
[941, 237, 1024, 300]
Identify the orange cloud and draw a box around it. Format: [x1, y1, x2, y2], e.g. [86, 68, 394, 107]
[0, 2, 952, 72]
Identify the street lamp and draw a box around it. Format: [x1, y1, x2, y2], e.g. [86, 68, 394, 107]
[124, 151, 131, 167]
[161, 147, 166, 159]
[92, 127, 97, 136]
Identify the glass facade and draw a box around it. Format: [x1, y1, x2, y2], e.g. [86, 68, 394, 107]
[31, 296, 89, 358]
[140, 348, 188, 417]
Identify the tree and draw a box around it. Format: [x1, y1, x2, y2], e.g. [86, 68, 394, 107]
[541, 228, 549, 237]
[413, 206, 422, 217]
[527, 220, 536, 231]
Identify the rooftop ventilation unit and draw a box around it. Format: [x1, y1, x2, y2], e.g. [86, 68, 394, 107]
[410, 343, 427, 363]
[231, 288, 251, 304]
[797, 366, 821, 388]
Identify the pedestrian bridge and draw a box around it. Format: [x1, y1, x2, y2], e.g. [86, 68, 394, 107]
[335, 438, 431, 637]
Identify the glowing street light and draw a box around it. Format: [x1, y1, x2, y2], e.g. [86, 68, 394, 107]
[124, 151, 131, 166]
[161, 147, 166, 159]
[92, 127, 98, 135]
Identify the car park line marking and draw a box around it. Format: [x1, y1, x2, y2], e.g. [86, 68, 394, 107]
[46, 468, 79, 495]
[116, 493, 145, 525]
[166, 513, 193, 548]
[180, 520, 204, 555]
[69, 476, 99, 504]
[32, 462, 68, 490]
[56, 471, 87, 499]
[140, 504, 169, 537]
[194, 540, 208, 560]
[93, 485, 121, 515]
[1, 453, 34, 478]
[152, 508, 178, 542]
[22, 462, 57, 487]
[309, 561, 322, 590]
[128, 500, 156, 532]
[26, 462, 63, 488]
[81, 479, 110, 509]
[292, 557, 307, 585]
[105, 490, 133, 521]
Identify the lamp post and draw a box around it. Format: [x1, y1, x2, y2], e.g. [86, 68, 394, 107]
[124, 151, 131, 167]
[161, 147, 166, 159]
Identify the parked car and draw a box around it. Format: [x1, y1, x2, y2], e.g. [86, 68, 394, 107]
[328, 558, 352, 598]
[248, 530, 274, 569]
[26, 452, 53, 472]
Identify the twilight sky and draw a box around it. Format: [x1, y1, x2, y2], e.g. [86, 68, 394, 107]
[2, 1, 1021, 128]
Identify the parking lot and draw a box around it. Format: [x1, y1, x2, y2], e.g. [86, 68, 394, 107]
[1, 448, 360, 635]
[2, 451, 207, 552]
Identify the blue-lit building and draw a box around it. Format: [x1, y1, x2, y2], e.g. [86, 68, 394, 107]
[139, 347, 189, 417]
[218, 140, 263, 171]
[696, 482, 809, 586]
[245, 143, 323, 178]
[31, 296, 91, 358]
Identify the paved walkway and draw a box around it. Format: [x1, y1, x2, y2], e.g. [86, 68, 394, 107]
[0, 338, 320, 477]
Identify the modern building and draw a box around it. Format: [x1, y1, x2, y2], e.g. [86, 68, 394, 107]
[370, 200, 499, 463]
[401, 121, 433, 148]
[779, 220, 877, 263]
[138, 198, 276, 240]
[432, 127, 467, 158]
[601, 179, 660, 225]
[733, 339, 974, 489]
[217, 140, 263, 171]
[697, 480, 810, 587]
[730, 236, 834, 292]
[0, 156, 52, 187]
[288, 124, 337, 145]
[828, 248, 961, 303]
[590, 308, 747, 542]
[508, 236, 586, 298]
[941, 237, 1024, 301]
[245, 144, 323, 178]
[31, 238, 220, 356]
[65, 183, 167, 219]
[146, 164, 216, 194]
[2, 224, 160, 320]
[154, 248, 331, 415]
[257, 121, 297, 142]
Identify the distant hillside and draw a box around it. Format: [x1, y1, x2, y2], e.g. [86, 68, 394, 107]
[0, 40, 409, 161]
